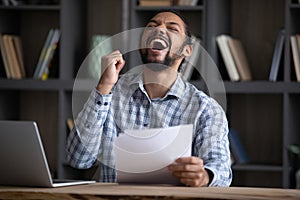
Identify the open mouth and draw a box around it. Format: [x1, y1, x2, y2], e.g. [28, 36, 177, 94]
[150, 39, 168, 50]
[147, 37, 169, 51]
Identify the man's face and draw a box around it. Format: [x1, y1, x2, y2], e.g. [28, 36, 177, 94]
[139, 12, 189, 70]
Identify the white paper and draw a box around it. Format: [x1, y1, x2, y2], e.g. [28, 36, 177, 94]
[114, 124, 193, 185]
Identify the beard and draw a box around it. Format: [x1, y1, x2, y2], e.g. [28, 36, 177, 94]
[139, 47, 185, 72]
[140, 49, 172, 71]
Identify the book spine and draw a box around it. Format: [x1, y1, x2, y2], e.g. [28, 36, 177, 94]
[12, 36, 26, 78]
[0, 34, 11, 78]
[228, 129, 249, 164]
[290, 35, 300, 82]
[34, 29, 54, 79]
[3, 35, 22, 79]
[269, 29, 285, 81]
[40, 29, 60, 80]
[216, 35, 240, 81]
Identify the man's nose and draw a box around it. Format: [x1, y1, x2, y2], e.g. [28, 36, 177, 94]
[154, 26, 167, 35]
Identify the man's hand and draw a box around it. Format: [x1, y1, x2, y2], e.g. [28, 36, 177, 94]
[96, 50, 125, 94]
[168, 156, 211, 187]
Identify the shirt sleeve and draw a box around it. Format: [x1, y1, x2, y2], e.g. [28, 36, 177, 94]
[194, 97, 232, 187]
[66, 88, 112, 169]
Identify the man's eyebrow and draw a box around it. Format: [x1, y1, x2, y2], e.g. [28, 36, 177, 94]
[148, 19, 158, 24]
[148, 20, 182, 28]
[167, 22, 181, 27]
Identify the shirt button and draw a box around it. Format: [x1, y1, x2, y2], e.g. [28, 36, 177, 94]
[86, 123, 91, 129]
[96, 101, 101, 105]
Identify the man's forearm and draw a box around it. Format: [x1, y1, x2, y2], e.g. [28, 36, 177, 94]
[66, 88, 112, 168]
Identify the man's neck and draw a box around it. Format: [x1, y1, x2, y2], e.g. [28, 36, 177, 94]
[143, 66, 178, 99]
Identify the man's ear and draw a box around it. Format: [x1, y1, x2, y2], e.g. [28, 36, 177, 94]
[182, 44, 193, 57]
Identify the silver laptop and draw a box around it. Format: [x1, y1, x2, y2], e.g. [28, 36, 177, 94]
[0, 120, 95, 187]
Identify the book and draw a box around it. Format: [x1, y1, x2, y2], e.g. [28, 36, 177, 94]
[12, 35, 25, 78]
[1, 0, 21, 6]
[181, 36, 201, 81]
[2, 34, 22, 79]
[227, 37, 252, 81]
[174, 0, 198, 6]
[139, 0, 172, 6]
[291, 35, 300, 82]
[87, 34, 112, 79]
[40, 29, 60, 80]
[66, 118, 74, 131]
[228, 128, 249, 164]
[34, 28, 60, 79]
[1, 0, 9, 6]
[33, 29, 54, 79]
[269, 29, 285, 81]
[216, 35, 240, 81]
[0, 34, 11, 78]
[297, 34, 300, 50]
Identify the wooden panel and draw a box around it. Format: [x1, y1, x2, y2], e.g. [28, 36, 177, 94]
[19, 91, 58, 177]
[231, 0, 285, 80]
[228, 94, 283, 164]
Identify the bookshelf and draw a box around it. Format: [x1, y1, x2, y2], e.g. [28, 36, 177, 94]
[0, 0, 300, 188]
[0, 0, 87, 179]
[129, 0, 300, 188]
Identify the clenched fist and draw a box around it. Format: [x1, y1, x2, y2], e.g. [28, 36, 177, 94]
[96, 50, 125, 94]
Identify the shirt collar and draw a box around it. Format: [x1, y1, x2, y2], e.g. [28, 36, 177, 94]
[126, 70, 186, 100]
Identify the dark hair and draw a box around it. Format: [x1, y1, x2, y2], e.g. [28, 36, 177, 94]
[151, 9, 192, 45]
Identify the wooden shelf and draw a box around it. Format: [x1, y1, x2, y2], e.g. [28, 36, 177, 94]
[0, 5, 60, 11]
[134, 5, 204, 11]
[232, 164, 283, 172]
[190, 80, 300, 94]
[0, 79, 73, 91]
[224, 81, 291, 94]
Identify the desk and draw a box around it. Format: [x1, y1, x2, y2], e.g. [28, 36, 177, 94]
[0, 183, 299, 200]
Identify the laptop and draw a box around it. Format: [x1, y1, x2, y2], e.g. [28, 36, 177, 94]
[0, 120, 96, 187]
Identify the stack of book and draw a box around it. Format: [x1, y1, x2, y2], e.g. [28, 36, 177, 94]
[0, 34, 25, 79]
[216, 35, 252, 81]
[33, 28, 60, 80]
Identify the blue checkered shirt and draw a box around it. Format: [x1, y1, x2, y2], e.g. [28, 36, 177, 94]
[66, 69, 232, 186]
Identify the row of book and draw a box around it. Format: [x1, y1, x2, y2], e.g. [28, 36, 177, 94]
[216, 35, 252, 81]
[33, 28, 60, 80]
[0, 28, 60, 80]
[0, 34, 25, 79]
[139, 0, 198, 7]
[217, 30, 300, 82]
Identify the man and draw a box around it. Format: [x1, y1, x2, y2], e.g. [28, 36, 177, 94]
[67, 10, 232, 187]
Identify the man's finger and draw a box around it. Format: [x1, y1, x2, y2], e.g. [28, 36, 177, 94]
[172, 171, 204, 179]
[175, 156, 203, 165]
[168, 163, 202, 172]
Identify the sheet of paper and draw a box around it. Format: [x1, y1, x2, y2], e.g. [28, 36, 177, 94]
[114, 124, 193, 185]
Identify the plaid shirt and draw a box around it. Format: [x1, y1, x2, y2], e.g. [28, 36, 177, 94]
[66, 69, 232, 186]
